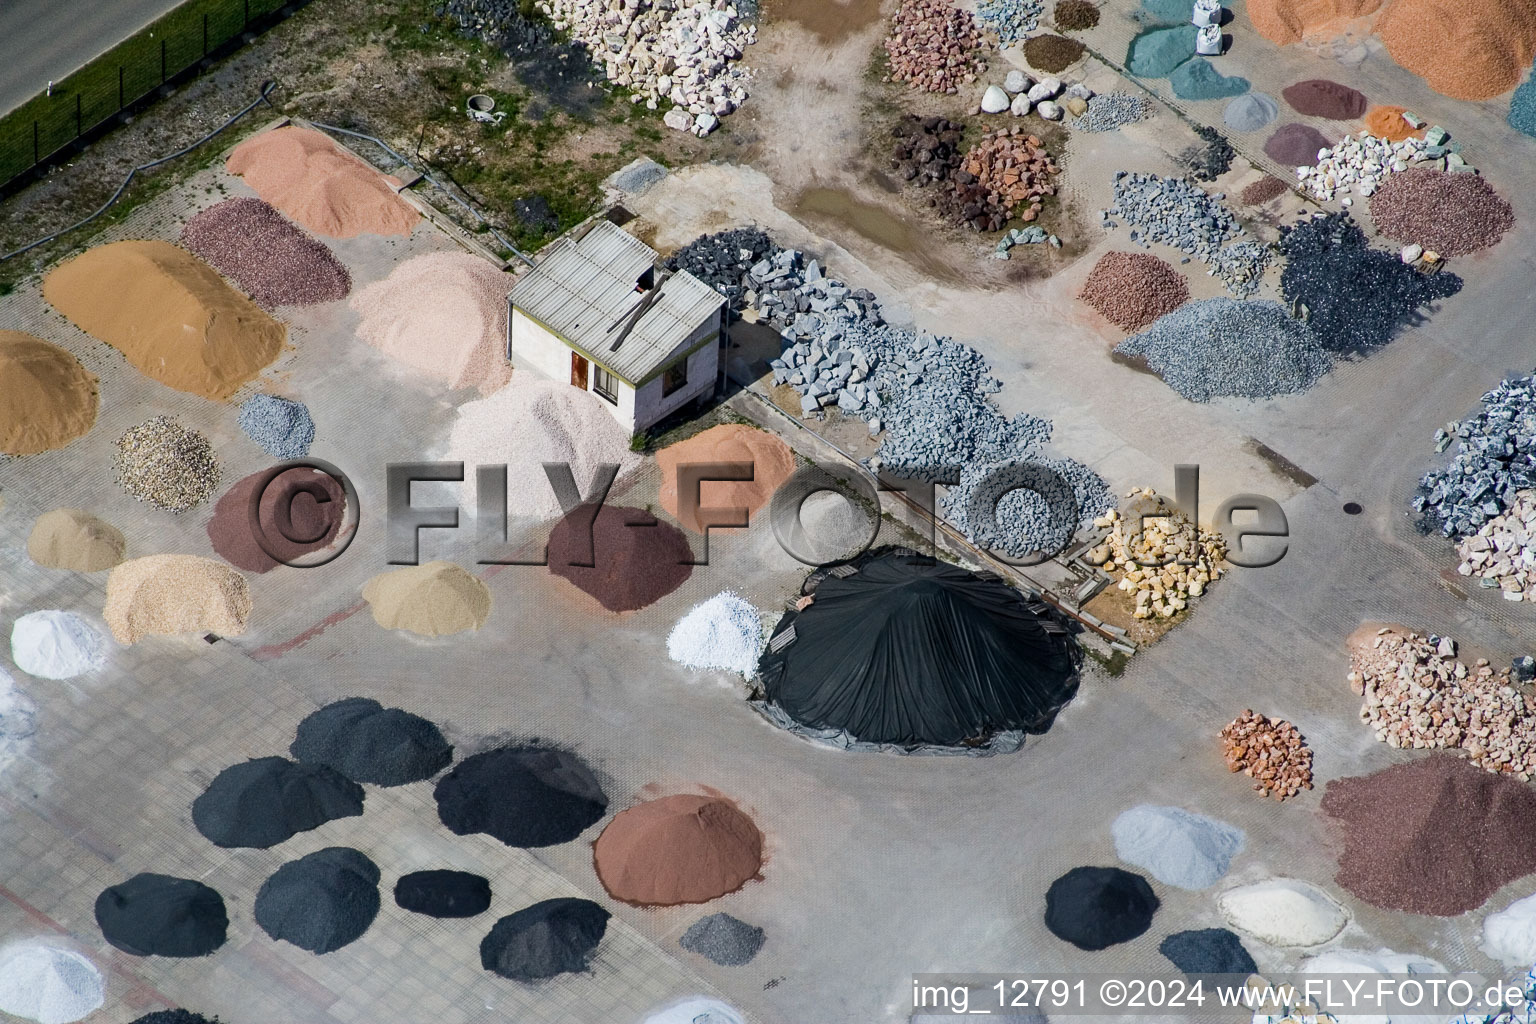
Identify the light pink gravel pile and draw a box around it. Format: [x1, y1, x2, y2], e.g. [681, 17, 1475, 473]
[351, 251, 513, 394]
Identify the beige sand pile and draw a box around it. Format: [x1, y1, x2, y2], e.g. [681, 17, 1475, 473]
[657, 424, 796, 534]
[43, 241, 285, 400]
[227, 126, 419, 238]
[0, 331, 98, 455]
[28, 509, 126, 571]
[1248, 0, 1381, 43]
[1377, 0, 1536, 100]
[351, 251, 512, 394]
[362, 561, 491, 636]
[105, 555, 252, 643]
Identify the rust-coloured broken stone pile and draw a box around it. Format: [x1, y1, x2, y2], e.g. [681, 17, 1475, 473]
[1220, 710, 1314, 801]
[954, 128, 1059, 230]
[883, 0, 988, 94]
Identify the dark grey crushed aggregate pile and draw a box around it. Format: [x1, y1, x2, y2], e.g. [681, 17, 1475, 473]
[1182, 125, 1235, 182]
[1414, 371, 1536, 537]
[394, 870, 492, 918]
[291, 697, 453, 786]
[1044, 866, 1159, 950]
[130, 1013, 223, 1024]
[94, 874, 228, 958]
[663, 228, 780, 311]
[434, 745, 608, 848]
[438, 0, 605, 115]
[680, 913, 766, 966]
[254, 847, 381, 954]
[192, 756, 365, 849]
[480, 898, 610, 981]
[1159, 928, 1257, 974]
[1277, 211, 1462, 356]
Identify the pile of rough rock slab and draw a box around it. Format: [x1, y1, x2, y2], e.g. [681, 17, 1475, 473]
[1457, 490, 1536, 601]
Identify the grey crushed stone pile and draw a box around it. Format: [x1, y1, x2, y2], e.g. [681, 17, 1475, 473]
[1073, 92, 1153, 132]
[976, 0, 1045, 44]
[1102, 172, 1270, 298]
[1414, 372, 1536, 537]
[679, 913, 765, 965]
[114, 416, 220, 514]
[238, 395, 315, 460]
[1116, 298, 1332, 402]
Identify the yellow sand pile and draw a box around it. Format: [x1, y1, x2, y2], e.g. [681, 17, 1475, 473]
[0, 331, 98, 455]
[362, 561, 491, 636]
[1247, 0, 1381, 43]
[43, 241, 286, 400]
[226, 126, 420, 239]
[28, 509, 126, 572]
[105, 554, 252, 643]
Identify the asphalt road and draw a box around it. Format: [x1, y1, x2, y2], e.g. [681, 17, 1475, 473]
[0, 0, 185, 116]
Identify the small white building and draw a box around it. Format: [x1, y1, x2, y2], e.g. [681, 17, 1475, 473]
[506, 220, 726, 436]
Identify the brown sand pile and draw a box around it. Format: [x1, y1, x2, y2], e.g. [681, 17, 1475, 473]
[207, 468, 348, 573]
[0, 332, 98, 455]
[43, 241, 285, 400]
[1322, 753, 1536, 915]
[362, 561, 491, 636]
[593, 794, 763, 906]
[226, 126, 419, 238]
[1361, 105, 1422, 142]
[657, 424, 796, 534]
[28, 509, 126, 571]
[1377, 0, 1536, 100]
[104, 555, 252, 643]
[1247, 0, 1381, 44]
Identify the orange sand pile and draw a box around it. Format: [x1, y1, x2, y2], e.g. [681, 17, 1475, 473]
[104, 554, 252, 643]
[226, 126, 419, 239]
[657, 424, 796, 534]
[1362, 105, 1423, 142]
[1247, 0, 1381, 44]
[593, 794, 763, 906]
[0, 332, 98, 455]
[43, 241, 285, 400]
[1377, 0, 1536, 100]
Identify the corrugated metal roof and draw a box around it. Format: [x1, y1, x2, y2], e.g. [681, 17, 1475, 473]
[507, 220, 723, 384]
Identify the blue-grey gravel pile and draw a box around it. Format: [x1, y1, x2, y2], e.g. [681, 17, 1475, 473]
[1102, 172, 1269, 297]
[942, 456, 1114, 557]
[239, 395, 315, 460]
[976, 0, 1045, 44]
[1074, 92, 1154, 132]
[1413, 372, 1536, 537]
[680, 913, 765, 966]
[1116, 298, 1332, 402]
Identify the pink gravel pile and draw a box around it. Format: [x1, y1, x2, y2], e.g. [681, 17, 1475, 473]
[1079, 252, 1189, 331]
[351, 251, 513, 394]
[883, 0, 988, 94]
[180, 198, 351, 306]
[1367, 169, 1515, 256]
[1241, 176, 1290, 205]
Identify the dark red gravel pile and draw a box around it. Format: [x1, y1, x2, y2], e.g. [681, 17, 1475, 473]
[547, 504, 694, 612]
[1024, 34, 1086, 73]
[1054, 0, 1101, 30]
[207, 467, 347, 573]
[1367, 169, 1516, 257]
[1079, 252, 1189, 331]
[1321, 753, 1536, 916]
[1282, 79, 1368, 118]
[1264, 123, 1335, 165]
[180, 198, 351, 307]
[1241, 176, 1290, 205]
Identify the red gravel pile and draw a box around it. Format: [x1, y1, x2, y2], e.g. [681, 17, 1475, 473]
[207, 468, 347, 573]
[1322, 753, 1536, 915]
[1241, 176, 1290, 205]
[180, 198, 351, 307]
[1024, 34, 1086, 73]
[1054, 0, 1100, 30]
[1220, 710, 1313, 801]
[547, 504, 693, 612]
[1264, 123, 1334, 165]
[1281, 79, 1368, 118]
[953, 128, 1058, 230]
[1367, 169, 1515, 257]
[1079, 252, 1189, 331]
[883, 0, 988, 94]
[890, 115, 966, 186]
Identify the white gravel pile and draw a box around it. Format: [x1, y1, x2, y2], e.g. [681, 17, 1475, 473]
[667, 591, 765, 676]
[0, 944, 104, 1024]
[1296, 131, 1426, 201]
[1111, 805, 1244, 890]
[1296, 949, 1446, 1024]
[643, 997, 746, 1024]
[1217, 879, 1348, 947]
[1483, 893, 1536, 968]
[447, 375, 642, 519]
[10, 611, 106, 680]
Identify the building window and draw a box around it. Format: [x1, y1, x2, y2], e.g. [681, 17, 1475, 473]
[661, 358, 689, 398]
[592, 364, 619, 405]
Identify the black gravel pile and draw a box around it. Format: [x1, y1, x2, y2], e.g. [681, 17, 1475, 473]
[95, 874, 228, 958]
[291, 697, 453, 787]
[395, 870, 492, 918]
[1182, 125, 1235, 182]
[1159, 928, 1256, 974]
[480, 898, 610, 981]
[192, 756, 365, 849]
[679, 913, 765, 966]
[664, 228, 782, 311]
[130, 1013, 223, 1024]
[1278, 212, 1463, 356]
[890, 115, 966, 188]
[1044, 866, 1159, 950]
[437, 0, 604, 115]
[434, 745, 608, 848]
[1414, 372, 1536, 536]
[255, 847, 381, 954]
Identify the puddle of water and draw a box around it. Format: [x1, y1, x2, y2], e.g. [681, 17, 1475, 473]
[762, 0, 883, 43]
[791, 186, 958, 281]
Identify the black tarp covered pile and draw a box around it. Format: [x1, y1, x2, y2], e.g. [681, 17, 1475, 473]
[759, 552, 1079, 747]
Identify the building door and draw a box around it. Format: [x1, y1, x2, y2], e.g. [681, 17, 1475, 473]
[570, 352, 588, 390]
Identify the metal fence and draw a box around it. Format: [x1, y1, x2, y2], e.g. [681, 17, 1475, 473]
[0, 0, 299, 193]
